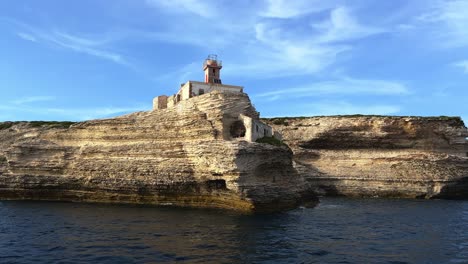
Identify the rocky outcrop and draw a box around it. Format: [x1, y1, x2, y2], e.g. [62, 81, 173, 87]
[265, 116, 468, 199]
[0, 91, 315, 213]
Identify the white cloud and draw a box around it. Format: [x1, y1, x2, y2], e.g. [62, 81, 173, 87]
[43, 106, 147, 120]
[5, 18, 128, 66]
[312, 7, 385, 43]
[154, 61, 199, 85]
[12, 96, 55, 105]
[43, 31, 127, 65]
[146, 0, 217, 18]
[225, 6, 385, 78]
[254, 77, 409, 101]
[5, 2, 388, 80]
[223, 21, 351, 78]
[453, 60, 468, 74]
[417, 0, 468, 47]
[140, 2, 384, 78]
[0, 102, 147, 121]
[17, 32, 37, 42]
[261, 0, 339, 18]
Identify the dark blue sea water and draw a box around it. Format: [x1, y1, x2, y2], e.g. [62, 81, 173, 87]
[0, 198, 467, 264]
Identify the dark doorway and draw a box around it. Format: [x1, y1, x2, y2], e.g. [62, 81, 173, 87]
[230, 121, 246, 138]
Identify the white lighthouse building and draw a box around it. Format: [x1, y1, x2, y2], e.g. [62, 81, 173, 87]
[153, 55, 243, 110]
[152, 55, 281, 142]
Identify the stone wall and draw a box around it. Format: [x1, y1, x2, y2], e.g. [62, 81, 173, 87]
[153, 95, 168, 110]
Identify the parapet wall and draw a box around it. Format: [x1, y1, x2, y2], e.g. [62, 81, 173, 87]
[153, 95, 168, 110]
[153, 81, 243, 111]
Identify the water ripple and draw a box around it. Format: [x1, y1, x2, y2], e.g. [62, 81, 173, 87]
[0, 198, 466, 263]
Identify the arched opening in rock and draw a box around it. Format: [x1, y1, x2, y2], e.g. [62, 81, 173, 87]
[230, 120, 246, 138]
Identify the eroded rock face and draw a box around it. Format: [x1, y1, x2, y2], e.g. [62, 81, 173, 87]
[265, 116, 468, 199]
[0, 92, 315, 213]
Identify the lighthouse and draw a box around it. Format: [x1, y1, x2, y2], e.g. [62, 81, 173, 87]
[153, 55, 244, 110]
[203, 54, 222, 84]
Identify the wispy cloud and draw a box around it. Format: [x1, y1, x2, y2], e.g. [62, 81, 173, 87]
[261, 0, 339, 18]
[233, 5, 384, 77]
[254, 77, 409, 101]
[141, 2, 385, 78]
[224, 21, 350, 77]
[417, 0, 468, 47]
[17, 32, 37, 42]
[146, 0, 218, 18]
[5, 18, 129, 66]
[312, 7, 385, 43]
[0, 94, 147, 121]
[40, 31, 127, 65]
[453, 60, 468, 74]
[0, 102, 147, 121]
[43, 106, 147, 121]
[154, 61, 199, 86]
[12, 96, 55, 105]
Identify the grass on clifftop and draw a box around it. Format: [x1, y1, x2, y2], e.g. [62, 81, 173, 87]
[263, 115, 465, 127]
[0, 121, 76, 130]
[256, 136, 284, 146]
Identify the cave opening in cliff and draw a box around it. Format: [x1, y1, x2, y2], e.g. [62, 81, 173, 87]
[230, 120, 246, 138]
[206, 179, 227, 190]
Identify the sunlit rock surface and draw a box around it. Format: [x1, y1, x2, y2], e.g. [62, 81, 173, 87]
[266, 116, 468, 199]
[0, 92, 315, 213]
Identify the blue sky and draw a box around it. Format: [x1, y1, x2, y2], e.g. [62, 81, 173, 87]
[1, 0, 468, 122]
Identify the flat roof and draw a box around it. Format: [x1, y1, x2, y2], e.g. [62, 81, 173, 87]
[186, 80, 243, 89]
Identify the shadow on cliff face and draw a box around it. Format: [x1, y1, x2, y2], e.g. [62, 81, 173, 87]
[234, 143, 319, 213]
[0, 154, 7, 175]
[298, 125, 420, 150]
[0, 138, 244, 210]
[293, 159, 344, 197]
[433, 177, 468, 199]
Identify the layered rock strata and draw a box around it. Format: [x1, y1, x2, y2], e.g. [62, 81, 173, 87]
[0, 91, 315, 213]
[266, 116, 468, 199]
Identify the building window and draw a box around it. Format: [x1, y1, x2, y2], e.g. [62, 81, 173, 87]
[176, 94, 181, 102]
[264, 129, 267, 136]
[256, 125, 258, 132]
[212, 69, 215, 74]
[199, 89, 204, 95]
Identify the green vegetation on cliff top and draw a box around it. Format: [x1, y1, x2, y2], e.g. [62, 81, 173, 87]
[0, 121, 76, 130]
[255, 136, 284, 146]
[263, 115, 465, 127]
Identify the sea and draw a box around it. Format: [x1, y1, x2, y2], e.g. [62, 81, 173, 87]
[0, 197, 467, 264]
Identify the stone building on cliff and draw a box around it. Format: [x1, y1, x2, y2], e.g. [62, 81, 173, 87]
[153, 55, 280, 142]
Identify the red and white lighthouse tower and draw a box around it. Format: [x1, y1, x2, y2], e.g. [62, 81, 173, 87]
[203, 54, 222, 84]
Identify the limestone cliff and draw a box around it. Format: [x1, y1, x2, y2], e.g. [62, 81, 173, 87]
[265, 116, 468, 199]
[0, 92, 315, 213]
